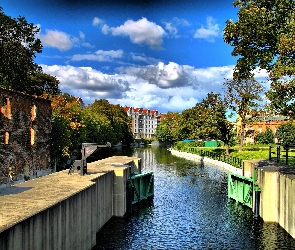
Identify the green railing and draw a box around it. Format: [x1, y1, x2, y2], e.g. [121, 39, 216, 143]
[129, 172, 154, 204]
[184, 147, 243, 168]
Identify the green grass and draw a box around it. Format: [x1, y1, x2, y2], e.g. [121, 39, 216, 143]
[173, 144, 295, 167]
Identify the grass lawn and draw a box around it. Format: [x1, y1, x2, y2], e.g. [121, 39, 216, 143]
[174, 143, 295, 167]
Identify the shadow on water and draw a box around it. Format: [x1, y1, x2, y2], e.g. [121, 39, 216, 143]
[93, 146, 295, 250]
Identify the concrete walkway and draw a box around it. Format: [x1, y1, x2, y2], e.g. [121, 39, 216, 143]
[0, 155, 140, 234]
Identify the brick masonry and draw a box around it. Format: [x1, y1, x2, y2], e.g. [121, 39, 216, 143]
[0, 88, 52, 185]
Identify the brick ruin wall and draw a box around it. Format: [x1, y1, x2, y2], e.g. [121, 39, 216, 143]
[0, 88, 52, 186]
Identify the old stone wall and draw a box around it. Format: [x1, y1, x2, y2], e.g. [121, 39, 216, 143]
[0, 88, 52, 186]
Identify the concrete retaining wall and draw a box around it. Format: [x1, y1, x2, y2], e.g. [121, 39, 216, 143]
[169, 149, 242, 175]
[0, 156, 141, 250]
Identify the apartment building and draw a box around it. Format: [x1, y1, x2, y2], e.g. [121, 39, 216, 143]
[238, 114, 290, 144]
[124, 107, 163, 139]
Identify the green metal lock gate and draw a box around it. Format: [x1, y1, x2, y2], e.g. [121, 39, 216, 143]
[129, 172, 154, 204]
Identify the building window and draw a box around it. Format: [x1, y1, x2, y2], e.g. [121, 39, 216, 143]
[1, 97, 11, 119]
[31, 104, 37, 121]
[4, 132, 9, 145]
[30, 128, 35, 146]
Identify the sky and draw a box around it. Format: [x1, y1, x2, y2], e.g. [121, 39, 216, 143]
[1, 0, 268, 114]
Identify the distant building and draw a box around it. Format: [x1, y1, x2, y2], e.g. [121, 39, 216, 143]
[0, 88, 52, 186]
[75, 97, 85, 109]
[124, 107, 164, 138]
[237, 114, 290, 144]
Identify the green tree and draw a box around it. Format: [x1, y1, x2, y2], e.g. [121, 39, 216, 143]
[224, 78, 264, 152]
[255, 127, 275, 145]
[276, 121, 295, 146]
[154, 112, 179, 142]
[87, 99, 133, 145]
[223, 0, 295, 116]
[29, 72, 60, 96]
[0, 7, 44, 94]
[50, 114, 71, 168]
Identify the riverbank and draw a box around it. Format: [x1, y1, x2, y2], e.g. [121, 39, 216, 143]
[169, 148, 295, 240]
[169, 149, 242, 175]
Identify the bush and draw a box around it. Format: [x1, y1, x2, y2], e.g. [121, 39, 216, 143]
[255, 128, 275, 145]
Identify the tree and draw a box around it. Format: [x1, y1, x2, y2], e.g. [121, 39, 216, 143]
[223, 0, 295, 115]
[224, 78, 264, 152]
[29, 72, 60, 96]
[0, 7, 43, 91]
[276, 122, 295, 146]
[154, 112, 179, 142]
[177, 93, 234, 154]
[0, 7, 60, 96]
[87, 99, 133, 145]
[255, 127, 275, 145]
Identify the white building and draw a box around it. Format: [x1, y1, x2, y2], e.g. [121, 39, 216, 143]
[124, 107, 164, 139]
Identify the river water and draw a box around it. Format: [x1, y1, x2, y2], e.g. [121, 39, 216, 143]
[93, 147, 295, 250]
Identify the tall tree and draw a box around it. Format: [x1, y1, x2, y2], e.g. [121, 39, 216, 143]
[223, 0, 295, 115]
[154, 112, 179, 142]
[0, 7, 60, 96]
[0, 7, 43, 91]
[87, 99, 133, 145]
[224, 78, 264, 152]
[29, 72, 60, 96]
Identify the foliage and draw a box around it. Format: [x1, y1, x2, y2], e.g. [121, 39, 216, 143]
[223, 0, 295, 116]
[154, 112, 180, 142]
[275, 121, 295, 146]
[177, 92, 234, 154]
[255, 128, 275, 145]
[0, 7, 60, 96]
[223, 78, 265, 152]
[87, 99, 134, 145]
[223, 0, 295, 80]
[29, 72, 60, 96]
[50, 94, 84, 166]
[50, 114, 71, 166]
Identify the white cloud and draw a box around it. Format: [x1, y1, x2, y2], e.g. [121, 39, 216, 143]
[42, 65, 130, 99]
[194, 16, 220, 41]
[104, 18, 166, 49]
[163, 17, 190, 37]
[41, 63, 268, 114]
[38, 29, 73, 51]
[92, 17, 104, 26]
[71, 49, 124, 62]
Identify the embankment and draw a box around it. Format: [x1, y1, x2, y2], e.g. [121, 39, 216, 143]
[0, 156, 141, 250]
[169, 149, 295, 239]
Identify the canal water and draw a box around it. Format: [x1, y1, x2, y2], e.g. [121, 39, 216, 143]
[93, 147, 295, 250]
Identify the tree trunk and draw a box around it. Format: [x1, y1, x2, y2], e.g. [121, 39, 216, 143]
[226, 144, 230, 155]
[239, 123, 245, 152]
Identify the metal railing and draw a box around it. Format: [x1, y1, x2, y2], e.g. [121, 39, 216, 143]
[185, 147, 243, 168]
[269, 145, 295, 166]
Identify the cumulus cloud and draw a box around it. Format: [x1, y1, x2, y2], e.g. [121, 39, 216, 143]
[38, 29, 94, 50]
[92, 17, 104, 26]
[71, 49, 124, 62]
[121, 62, 196, 89]
[41, 62, 269, 113]
[38, 29, 73, 51]
[41, 65, 130, 99]
[194, 16, 220, 41]
[102, 18, 166, 49]
[130, 53, 160, 65]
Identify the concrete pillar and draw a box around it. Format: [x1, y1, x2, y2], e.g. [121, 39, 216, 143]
[112, 164, 131, 217]
[257, 168, 279, 222]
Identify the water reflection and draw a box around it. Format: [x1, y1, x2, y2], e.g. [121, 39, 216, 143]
[93, 147, 295, 250]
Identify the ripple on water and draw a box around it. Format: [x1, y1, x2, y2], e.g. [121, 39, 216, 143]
[94, 147, 295, 250]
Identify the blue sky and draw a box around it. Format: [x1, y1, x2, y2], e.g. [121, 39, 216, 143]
[1, 0, 268, 113]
